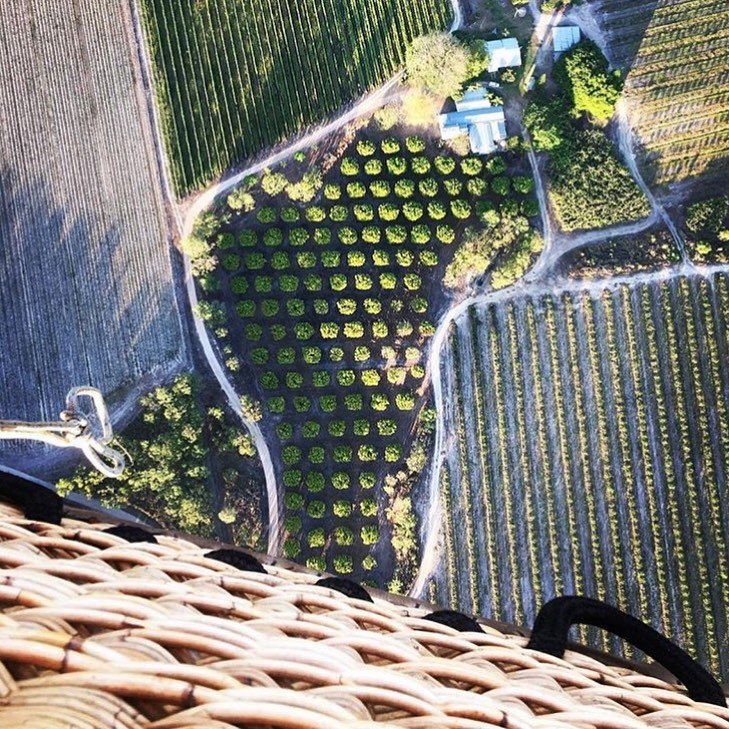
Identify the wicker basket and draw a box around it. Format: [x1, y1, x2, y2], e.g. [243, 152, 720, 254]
[0, 498, 726, 728]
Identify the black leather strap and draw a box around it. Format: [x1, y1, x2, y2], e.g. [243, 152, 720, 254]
[206, 548, 267, 573]
[0, 470, 63, 524]
[527, 596, 726, 707]
[316, 576, 373, 602]
[423, 609, 484, 633]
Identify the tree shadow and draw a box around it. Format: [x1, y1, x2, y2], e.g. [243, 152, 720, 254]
[0, 166, 185, 475]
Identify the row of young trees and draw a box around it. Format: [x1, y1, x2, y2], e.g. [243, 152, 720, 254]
[438, 275, 729, 677]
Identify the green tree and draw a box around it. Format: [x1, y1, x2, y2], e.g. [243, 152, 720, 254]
[406, 33, 472, 98]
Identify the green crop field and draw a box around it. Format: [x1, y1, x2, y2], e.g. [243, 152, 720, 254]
[592, 0, 729, 185]
[433, 273, 729, 679]
[139, 0, 452, 196]
[190, 121, 540, 587]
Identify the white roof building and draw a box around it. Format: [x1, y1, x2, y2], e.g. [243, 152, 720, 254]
[485, 38, 522, 74]
[438, 86, 507, 155]
[553, 25, 581, 58]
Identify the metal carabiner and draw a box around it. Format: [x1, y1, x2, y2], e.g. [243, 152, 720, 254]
[0, 387, 125, 478]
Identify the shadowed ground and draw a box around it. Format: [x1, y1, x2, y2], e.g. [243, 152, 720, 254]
[0, 0, 185, 468]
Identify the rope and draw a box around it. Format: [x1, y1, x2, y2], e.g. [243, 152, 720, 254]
[0, 387, 125, 478]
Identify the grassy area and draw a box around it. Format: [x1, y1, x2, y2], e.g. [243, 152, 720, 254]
[191, 118, 540, 586]
[139, 0, 452, 195]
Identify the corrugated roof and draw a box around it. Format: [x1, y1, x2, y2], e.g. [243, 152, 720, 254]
[485, 37, 522, 73]
[553, 25, 581, 54]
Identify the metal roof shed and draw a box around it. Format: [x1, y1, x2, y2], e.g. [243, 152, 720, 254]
[485, 37, 522, 73]
[553, 25, 581, 57]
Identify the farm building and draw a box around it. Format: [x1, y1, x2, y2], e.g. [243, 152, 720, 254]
[438, 85, 507, 155]
[485, 37, 522, 73]
[552, 25, 581, 58]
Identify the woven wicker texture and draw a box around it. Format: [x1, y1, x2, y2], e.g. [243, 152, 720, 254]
[0, 501, 726, 728]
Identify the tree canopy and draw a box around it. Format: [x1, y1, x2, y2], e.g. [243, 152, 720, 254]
[555, 41, 622, 122]
[405, 33, 472, 98]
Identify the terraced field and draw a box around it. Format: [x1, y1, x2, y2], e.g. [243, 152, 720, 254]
[433, 273, 729, 679]
[0, 0, 185, 466]
[589, 0, 729, 185]
[139, 0, 452, 195]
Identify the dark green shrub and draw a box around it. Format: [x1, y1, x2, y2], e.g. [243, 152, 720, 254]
[282, 445, 301, 464]
[286, 298, 305, 317]
[251, 347, 269, 364]
[324, 183, 341, 200]
[278, 423, 294, 440]
[329, 347, 344, 362]
[308, 528, 325, 547]
[260, 371, 279, 390]
[270, 251, 290, 270]
[313, 299, 329, 315]
[410, 296, 428, 313]
[285, 492, 304, 510]
[281, 206, 300, 223]
[302, 346, 322, 364]
[348, 250, 366, 267]
[256, 206, 277, 223]
[230, 276, 248, 294]
[444, 178, 463, 196]
[337, 369, 356, 386]
[263, 228, 283, 246]
[245, 323, 262, 341]
[353, 419, 370, 436]
[307, 501, 325, 518]
[267, 396, 285, 413]
[283, 469, 301, 487]
[236, 300, 255, 318]
[294, 322, 314, 340]
[303, 274, 322, 291]
[491, 176, 511, 195]
[285, 514, 302, 532]
[240, 229, 257, 247]
[328, 421, 346, 438]
[306, 471, 324, 492]
[283, 538, 300, 558]
[312, 371, 330, 387]
[320, 321, 339, 339]
[296, 251, 316, 269]
[486, 156, 507, 175]
[277, 347, 295, 364]
[466, 177, 487, 196]
[244, 252, 265, 270]
[289, 228, 309, 246]
[411, 156, 431, 175]
[314, 228, 331, 246]
[357, 139, 376, 156]
[363, 298, 381, 314]
[308, 447, 325, 465]
[261, 299, 279, 317]
[353, 203, 374, 221]
[344, 394, 363, 412]
[293, 396, 311, 413]
[396, 392, 416, 410]
[302, 421, 320, 438]
[333, 445, 353, 462]
[279, 274, 299, 292]
[254, 275, 272, 293]
[286, 372, 303, 389]
[319, 395, 337, 412]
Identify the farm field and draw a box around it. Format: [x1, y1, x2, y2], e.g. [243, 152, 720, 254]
[589, 0, 729, 185]
[191, 122, 540, 586]
[138, 0, 452, 196]
[0, 0, 184, 470]
[432, 272, 729, 679]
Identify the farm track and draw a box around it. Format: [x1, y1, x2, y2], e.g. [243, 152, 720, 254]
[0, 0, 185, 473]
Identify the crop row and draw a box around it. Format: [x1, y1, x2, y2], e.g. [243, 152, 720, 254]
[438, 274, 729, 676]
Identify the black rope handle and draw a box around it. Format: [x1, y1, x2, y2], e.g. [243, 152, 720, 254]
[527, 596, 726, 707]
